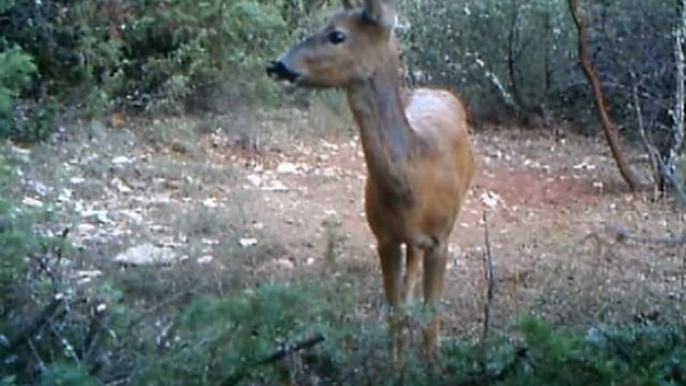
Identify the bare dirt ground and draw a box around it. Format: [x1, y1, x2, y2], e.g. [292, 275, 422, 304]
[13, 111, 686, 343]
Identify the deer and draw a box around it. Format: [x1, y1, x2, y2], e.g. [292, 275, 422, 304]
[266, 0, 476, 359]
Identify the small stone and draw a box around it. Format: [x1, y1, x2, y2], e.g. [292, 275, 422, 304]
[10, 145, 31, 162]
[261, 180, 289, 192]
[27, 181, 51, 196]
[76, 270, 103, 284]
[198, 255, 214, 264]
[112, 178, 132, 194]
[274, 258, 295, 270]
[247, 174, 262, 187]
[112, 156, 134, 165]
[202, 198, 219, 208]
[239, 238, 258, 247]
[22, 197, 44, 208]
[114, 243, 177, 265]
[276, 162, 298, 174]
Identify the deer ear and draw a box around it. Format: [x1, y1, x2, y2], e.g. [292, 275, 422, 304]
[363, 0, 396, 32]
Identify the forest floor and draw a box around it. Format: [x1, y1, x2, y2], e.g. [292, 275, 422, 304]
[10, 108, 686, 342]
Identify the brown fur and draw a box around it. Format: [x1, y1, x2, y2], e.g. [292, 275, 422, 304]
[268, 0, 476, 359]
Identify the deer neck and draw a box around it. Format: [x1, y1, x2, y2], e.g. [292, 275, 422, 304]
[346, 60, 417, 205]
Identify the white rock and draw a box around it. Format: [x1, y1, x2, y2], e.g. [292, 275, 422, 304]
[58, 189, 73, 202]
[22, 197, 44, 208]
[112, 156, 134, 165]
[114, 243, 177, 265]
[573, 161, 596, 170]
[76, 270, 103, 284]
[247, 174, 262, 187]
[77, 223, 97, 233]
[239, 238, 258, 247]
[261, 180, 289, 192]
[273, 258, 295, 270]
[10, 145, 31, 162]
[27, 181, 51, 196]
[276, 162, 298, 174]
[480, 191, 503, 209]
[112, 178, 132, 194]
[81, 210, 112, 225]
[202, 198, 219, 208]
[197, 255, 214, 264]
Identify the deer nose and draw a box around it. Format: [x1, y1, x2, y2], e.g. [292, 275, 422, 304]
[266, 60, 299, 83]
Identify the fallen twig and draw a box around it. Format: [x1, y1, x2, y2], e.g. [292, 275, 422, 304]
[82, 306, 108, 369]
[481, 211, 496, 341]
[600, 224, 686, 246]
[448, 346, 529, 386]
[127, 284, 210, 331]
[4, 297, 65, 354]
[220, 333, 326, 386]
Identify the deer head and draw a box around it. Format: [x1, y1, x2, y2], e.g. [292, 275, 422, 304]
[266, 0, 398, 89]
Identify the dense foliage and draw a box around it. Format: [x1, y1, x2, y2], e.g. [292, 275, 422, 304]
[0, 0, 681, 143]
[0, 0, 322, 142]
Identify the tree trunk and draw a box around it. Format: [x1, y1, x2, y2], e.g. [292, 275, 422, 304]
[662, 0, 686, 206]
[566, 0, 641, 191]
[668, 0, 685, 187]
[507, 0, 525, 111]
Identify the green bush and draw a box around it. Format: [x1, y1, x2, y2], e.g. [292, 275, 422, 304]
[118, 0, 291, 113]
[0, 43, 38, 141]
[0, 0, 318, 127]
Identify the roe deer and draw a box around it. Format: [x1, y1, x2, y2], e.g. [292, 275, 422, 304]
[266, 0, 476, 359]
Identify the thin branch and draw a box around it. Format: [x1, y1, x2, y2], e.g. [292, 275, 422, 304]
[600, 224, 686, 246]
[481, 211, 496, 341]
[127, 284, 210, 331]
[631, 72, 662, 191]
[27, 339, 47, 374]
[82, 307, 108, 368]
[4, 297, 65, 354]
[474, 56, 519, 113]
[655, 149, 686, 206]
[220, 333, 325, 386]
[46, 318, 81, 365]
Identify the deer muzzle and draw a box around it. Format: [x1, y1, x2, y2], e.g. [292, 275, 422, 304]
[266, 60, 300, 83]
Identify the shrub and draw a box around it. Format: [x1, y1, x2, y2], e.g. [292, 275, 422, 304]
[118, 0, 291, 113]
[0, 43, 38, 141]
[0, 0, 315, 123]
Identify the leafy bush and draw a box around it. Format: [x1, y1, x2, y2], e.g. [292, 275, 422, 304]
[0, 43, 38, 141]
[0, 0, 318, 128]
[118, 0, 290, 113]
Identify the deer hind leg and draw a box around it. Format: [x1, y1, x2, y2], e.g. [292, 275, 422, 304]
[422, 241, 448, 358]
[378, 241, 403, 359]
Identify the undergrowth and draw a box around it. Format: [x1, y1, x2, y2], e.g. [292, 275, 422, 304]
[2, 145, 686, 386]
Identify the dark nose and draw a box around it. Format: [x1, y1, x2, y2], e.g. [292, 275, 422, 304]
[266, 60, 299, 83]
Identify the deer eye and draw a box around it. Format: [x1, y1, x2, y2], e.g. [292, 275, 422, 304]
[328, 30, 346, 45]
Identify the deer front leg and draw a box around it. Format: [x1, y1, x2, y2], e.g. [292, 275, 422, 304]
[378, 241, 403, 359]
[403, 244, 422, 304]
[423, 242, 448, 358]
